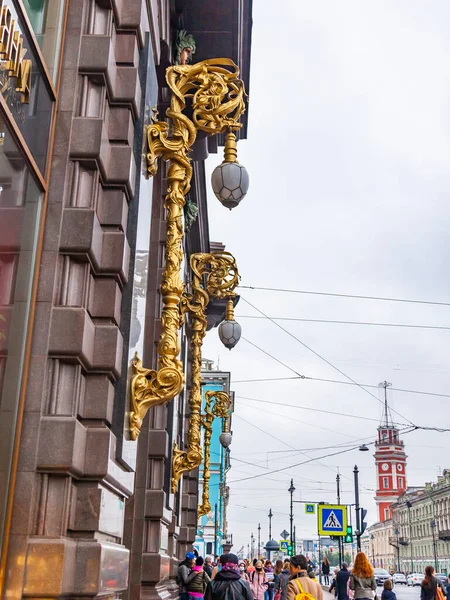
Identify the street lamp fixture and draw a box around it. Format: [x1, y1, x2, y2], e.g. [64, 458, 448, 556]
[127, 59, 248, 493]
[211, 132, 249, 209]
[198, 391, 232, 517]
[289, 479, 295, 545]
[359, 444, 369, 452]
[218, 298, 242, 350]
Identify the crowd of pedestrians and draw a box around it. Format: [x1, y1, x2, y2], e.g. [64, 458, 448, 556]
[179, 550, 450, 600]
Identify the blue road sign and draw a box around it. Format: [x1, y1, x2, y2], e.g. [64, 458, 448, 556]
[318, 504, 346, 536]
[279, 540, 290, 552]
[305, 504, 315, 514]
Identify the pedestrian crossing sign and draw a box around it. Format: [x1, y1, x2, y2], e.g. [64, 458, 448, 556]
[305, 504, 315, 514]
[279, 540, 290, 552]
[317, 504, 346, 536]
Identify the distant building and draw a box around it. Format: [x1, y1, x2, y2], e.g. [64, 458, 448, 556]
[367, 519, 395, 570]
[375, 383, 407, 521]
[391, 473, 450, 574]
[194, 363, 234, 558]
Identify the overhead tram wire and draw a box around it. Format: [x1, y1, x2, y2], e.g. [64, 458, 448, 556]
[234, 375, 450, 402]
[239, 285, 450, 307]
[236, 394, 407, 426]
[239, 315, 450, 331]
[227, 428, 418, 485]
[240, 297, 415, 427]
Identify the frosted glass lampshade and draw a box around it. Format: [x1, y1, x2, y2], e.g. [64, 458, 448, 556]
[211, 162, 249, 210]
[219, 432, 232, 449]
[218, 318, 242, 350]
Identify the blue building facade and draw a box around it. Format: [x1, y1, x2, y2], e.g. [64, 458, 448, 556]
[194, 364, 233, 559]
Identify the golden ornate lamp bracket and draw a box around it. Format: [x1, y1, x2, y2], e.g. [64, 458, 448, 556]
[128, 58, 246, 441]
[198, 391, 232, 518]
[171, 251, 239, 493]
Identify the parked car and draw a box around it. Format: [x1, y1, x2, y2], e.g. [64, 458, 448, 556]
[392, 573, 407, 585]
[407, 573, 423, 587]
[435, 574, 448, 586]
[374, 569, 392, 586]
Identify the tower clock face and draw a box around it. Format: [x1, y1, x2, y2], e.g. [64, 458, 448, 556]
[397, 464, 403, 472]
[381, 463, 389, 471]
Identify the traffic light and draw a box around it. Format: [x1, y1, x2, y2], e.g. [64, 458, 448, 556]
[344, 525, 353, 544]
[287, 543, 294, 557]
[360, 509, 367, 535]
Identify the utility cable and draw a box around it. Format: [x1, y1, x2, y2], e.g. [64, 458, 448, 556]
[239, 285, 450, 307]
[240, 298, 415, 427]
[239, 315, 450, 331]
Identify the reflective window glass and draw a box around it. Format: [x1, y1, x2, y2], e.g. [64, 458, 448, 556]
[0, 109, 43, 558]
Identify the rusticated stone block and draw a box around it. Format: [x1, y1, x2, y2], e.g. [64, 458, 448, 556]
[144, 490, 165, 518]
[49, 307, 96, 367]
[79, 35, 112, 73]
[70, 117, 103, 159]
[88, 277, 122, 324]
[147, 430, 168, 457]
[84, 428, 110, 477]
[110, 66, 141, 117]
[113, 0, 144, 45]
[72, 484, 102, 531]
[97, 187, 128, 229]
[100, 231, 130, 282]
[141, 552, 170, 584]
[37, 417, 87, 476]
[74, 541, 129, 595]
[93, 324, 123, 378]
[79, 375, 114, 422]
[23, 538, 77, 596]
[115, 32, 139, 66]
[108, 106, 133, 144]
[60, 208, 103, 269]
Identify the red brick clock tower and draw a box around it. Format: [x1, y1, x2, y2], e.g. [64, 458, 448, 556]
[375, 382, 407, 522]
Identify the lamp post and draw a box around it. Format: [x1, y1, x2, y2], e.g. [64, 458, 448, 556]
[371, 534, 375, 566]
[258, 523, 261, 559]
[395, 527, 400, 573]
[354, 465, 361, 552]
[198, 391, 232, 516]
[268, 508, 273, 541]
[406, 501, 414, 573]
[431, 519, 438, 573]
[289, 479, 295, 544]
[128, 59, 248, 491]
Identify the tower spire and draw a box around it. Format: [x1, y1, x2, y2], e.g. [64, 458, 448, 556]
[379, 380, 392, 427]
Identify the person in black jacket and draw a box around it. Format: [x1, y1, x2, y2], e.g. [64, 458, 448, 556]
[336, 563, 350, 600]
[322, 558, 330, 586]
[205, 553, 253, 600]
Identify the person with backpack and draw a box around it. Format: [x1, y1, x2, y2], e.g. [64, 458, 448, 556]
[204, 553, 253, 600]
[178, 552, 198, 600]
[186, 557, 211, 600]
[251, 560, 268, 600]
[349, 553, 376, 600]
[445, 575, 450, 599]
[286, 555, 323, 600]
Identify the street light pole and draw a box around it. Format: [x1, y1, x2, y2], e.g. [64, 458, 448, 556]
[371, 534, 375, 566]
[337, 473, 343, 567]
[269, 508, 273, 541]
[406, 501, 413, 573]
[431, 520, 438, 573]
[354, 465, 361, 552]
[289, 479, 295, 544]
[258, 523, 261, 559]
[395, 527, 400, 573]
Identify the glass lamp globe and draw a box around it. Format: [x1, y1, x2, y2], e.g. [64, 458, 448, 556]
[219, 431, 232, 449]
[218, 318, 241, 350]
[211, 162, 249, 210]
[210, 131, 249, 210]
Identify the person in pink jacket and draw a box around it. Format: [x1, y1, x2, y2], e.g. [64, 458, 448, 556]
[250, 561, 268, 600]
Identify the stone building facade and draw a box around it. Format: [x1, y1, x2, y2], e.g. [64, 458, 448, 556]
[0, 0, 252, 598]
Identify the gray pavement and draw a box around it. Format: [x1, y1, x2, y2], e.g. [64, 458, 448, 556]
[320, 584, 420, 600]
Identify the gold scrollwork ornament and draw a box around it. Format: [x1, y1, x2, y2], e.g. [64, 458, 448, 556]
[129, 59, 246, 440]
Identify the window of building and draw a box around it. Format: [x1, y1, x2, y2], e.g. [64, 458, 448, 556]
[206, 542, 212, 555]
[21, 0, 66, 83]
[398, 477, 404, 488]
[384, 508, 390, 520]
[0, 111, 43, 559]
[383, 477, 389, 488]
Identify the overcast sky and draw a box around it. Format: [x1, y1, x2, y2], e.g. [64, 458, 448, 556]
[202, 1, 450, 555]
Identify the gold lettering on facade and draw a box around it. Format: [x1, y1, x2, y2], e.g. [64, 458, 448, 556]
[0, 1, 31, 104]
